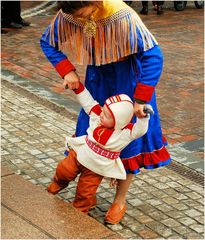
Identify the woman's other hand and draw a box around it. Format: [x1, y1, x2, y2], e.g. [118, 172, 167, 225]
[63, 71, 80, 90]
[134, 102, 146, 118]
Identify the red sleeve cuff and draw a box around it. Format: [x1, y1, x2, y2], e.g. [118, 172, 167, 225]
[134, 83, 155, 102]
[73, 82, 84, 94]
[89, 104, 102, 115]
[55, 59, 76, 78]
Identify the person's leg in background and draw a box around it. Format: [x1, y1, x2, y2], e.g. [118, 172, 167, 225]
[1, 1, 29, 29]
[155, 1, 164, 15]
[152, 1, 158, 10]
[12, 1, 30, 26]
[140, 1, 149, 15]
[1, 1, 19, 28]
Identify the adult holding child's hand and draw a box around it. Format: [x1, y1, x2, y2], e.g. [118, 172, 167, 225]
[40, 0, 171, 225]
[63, 71, 80, 90]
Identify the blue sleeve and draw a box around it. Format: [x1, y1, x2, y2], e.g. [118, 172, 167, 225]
[136, 31, 163, 87]
[40, 16, 67, 67]
[133, 31, 163, 101]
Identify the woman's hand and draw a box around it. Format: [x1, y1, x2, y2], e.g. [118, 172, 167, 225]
[63, 71, 80, 90]
[134, 102, 146, 118]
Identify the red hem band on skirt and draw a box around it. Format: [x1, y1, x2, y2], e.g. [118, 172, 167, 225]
[121, 145, 171, 173]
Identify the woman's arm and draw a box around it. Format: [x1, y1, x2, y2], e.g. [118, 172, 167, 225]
[133, 31, 163, 118]
[40, 15, 80, 89]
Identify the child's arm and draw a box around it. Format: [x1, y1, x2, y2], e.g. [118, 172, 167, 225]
[73, 82, 100, 115]
[130, 105, 154, 139]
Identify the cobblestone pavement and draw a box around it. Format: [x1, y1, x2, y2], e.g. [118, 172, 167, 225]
[1, 84, 204, 239]
[1, 1, 204, 173]
[1, 1, 204, 239]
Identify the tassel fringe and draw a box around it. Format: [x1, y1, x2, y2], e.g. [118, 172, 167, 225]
[47, 8, 158, 66]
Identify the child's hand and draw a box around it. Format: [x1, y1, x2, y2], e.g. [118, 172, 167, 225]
[143, 104, 154, 117]
[63, 71, 80, 90]
[109, 178, 118, 188]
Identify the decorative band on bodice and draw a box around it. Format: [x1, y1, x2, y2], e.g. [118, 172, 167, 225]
[86, 136, 120, 160]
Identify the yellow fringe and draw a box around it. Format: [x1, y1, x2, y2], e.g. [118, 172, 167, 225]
[47, 7, 158, 66]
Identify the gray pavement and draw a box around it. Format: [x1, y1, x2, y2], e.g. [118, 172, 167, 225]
[2, 166, 120, 239]
[1, 1, 204, 239]
[1, 83, 204, 239]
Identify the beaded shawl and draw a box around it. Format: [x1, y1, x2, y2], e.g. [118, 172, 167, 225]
[47, 0, 158, 66]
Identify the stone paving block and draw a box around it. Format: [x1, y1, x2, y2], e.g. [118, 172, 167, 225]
[155, 203, 174, 213]
[127, 198, 144, 207]
[1, 166, 14, 177]
[189, 224, 204, 234]
[118, 228, 136, 239]
[178, 217, 198, 226]
[165, 210, 185, 219]
[185, 191, 203, 200]
[128, 221, 144, 233]
[186, 184, 204, 194]
[184, 209, 202, 218]
[138, 228, 159, 239]
[161, 218, 182, 228]
[1, 206, 49, 239]
[151, 190, 169, 198]
[183, 199, 203, 207]
[183, 232, 204, 239]
[1, 174, 121, 239]
[162, 196, 179, 205]
[172, 193, 189, 200]
[137, 215, 154, 224]
[194, 215, 204, 225]
[146, 198, 163, 206]
[146, 221, 173, 238]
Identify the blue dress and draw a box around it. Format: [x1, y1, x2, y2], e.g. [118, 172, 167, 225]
[40, 9, 171, 174]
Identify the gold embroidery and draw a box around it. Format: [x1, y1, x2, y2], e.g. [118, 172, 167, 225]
[83, 16, 97, 38]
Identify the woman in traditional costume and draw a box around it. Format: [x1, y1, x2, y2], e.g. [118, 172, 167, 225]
[40, 0, 171, 224]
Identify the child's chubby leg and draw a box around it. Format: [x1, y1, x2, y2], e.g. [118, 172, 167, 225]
[73, 167, 103, 213]
[47, 149, 80, 194]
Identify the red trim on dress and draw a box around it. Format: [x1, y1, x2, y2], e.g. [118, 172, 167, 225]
[73, 82, 84, 94]
[55, 59, 76, 78]
[162, 134, 167, 143]
[134, 83, 155, 102]
[121, 146, 171, 172]
[93, 126, 114, 145]
[89, 104, 102, 116]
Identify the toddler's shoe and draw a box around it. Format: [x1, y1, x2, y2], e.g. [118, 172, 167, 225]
[47, 181, 68, 194]
[104, 203, 126, 224]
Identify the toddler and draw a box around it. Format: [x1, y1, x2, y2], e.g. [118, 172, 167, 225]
[48, 82, 153, 213]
